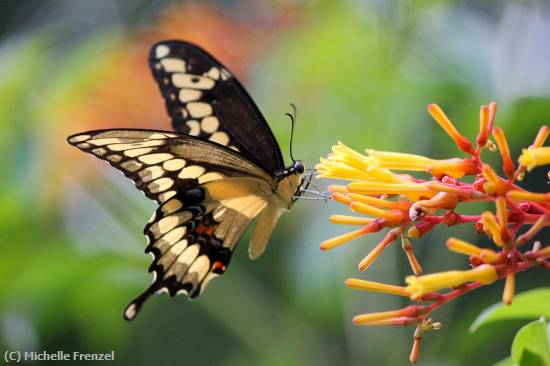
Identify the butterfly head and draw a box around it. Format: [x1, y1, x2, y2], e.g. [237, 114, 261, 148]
[291, 160, 305, 174]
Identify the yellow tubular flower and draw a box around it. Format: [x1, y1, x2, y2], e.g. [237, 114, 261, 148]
[481, 211, 504, 247]
[477, 104, 490, 147]
[492, 128, 515, 179]
[405, 264, 498, 300]
[481, 164, 507, 196]
[446, 238, 500, 263]
[427, 104, 475, 155]
[503, 272, 515, 305]
[347, 193, 411, 211]
[350, 202, 404, 225]
[329, 215, 375, 225]
[345, 278, 410, 297]
[531, 125, 549, 148]
[518, 147, 550, 171]
[366, 150, 476, 178]
[317, 142, 405, 183]
[507, 190, 550, 203]
[347, 181, 436, 201]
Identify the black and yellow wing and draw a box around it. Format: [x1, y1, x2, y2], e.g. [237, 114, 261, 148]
[149, 40, 285, 175]
[68, 129, 274, 320]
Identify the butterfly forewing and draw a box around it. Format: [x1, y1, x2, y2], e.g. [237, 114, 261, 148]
[68, 129, 275, 320]
[149, 40, 285, 175]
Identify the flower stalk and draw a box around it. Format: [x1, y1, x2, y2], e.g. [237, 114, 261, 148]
[316, 102, 549, 363]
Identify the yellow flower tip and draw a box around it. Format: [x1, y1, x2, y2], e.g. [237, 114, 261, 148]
[345, 278, 410, 297]
[321, 223, 383, 251]
[358, 228, 400, 271]
[329, 215, 374, 225]
[328, 185, 348, 193]
[481, 164, 507, 196]
[477, 104, 490, 147]
[427, 103, 475, 155]
[519, 147, 550, 171]
[446, 237, 500, 263]
[481, 211, 505, 247]
[331, 192, 353, 205]
[503, 272, 515, 305]
[405, 264, 498, 299]
[492, 127, 515, 179]
[353, 308, 408, 325]
[532, 125, 549, 148]
[428, 158, 478, 178]
[350, 201, 404, 225]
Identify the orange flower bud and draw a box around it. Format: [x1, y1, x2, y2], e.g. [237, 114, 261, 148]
[427, 103, 475, 155]
[492, 128, 515, 179]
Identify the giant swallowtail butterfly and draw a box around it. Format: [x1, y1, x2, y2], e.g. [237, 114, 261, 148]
[67, 40, 305, 321]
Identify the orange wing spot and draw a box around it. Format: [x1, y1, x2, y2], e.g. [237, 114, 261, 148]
[195, 223, 217, 235]
[212, 261, 226, 272]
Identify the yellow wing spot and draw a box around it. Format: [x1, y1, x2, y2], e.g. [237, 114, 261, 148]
[186, 255, 211, 283]
[209, 131, 230, 146]
[148, 177, 174, 193]
[138, 166, 164, 182]
[155, 44, 170, 58]
[124, 147, 154, 157]
[139, 153, 173, 164]
[150, 212, 192, 238]
[69, 134, 91, 143]
[160, 58, 186, 72]
[162, 199, 183, 214]
[229, 145, 240, 152]
[176, 244, 200, 267]
[89, 138, 124, 146]
[187, 102, 213, 118]
[120, 160, 143, 172]
[186, 120, 201, 136]
[155, 228, 187, 254]
[158, 190, 177, 202]
[205, 67, 220, 80]
[179, 89, 202, 103]
[178, 165, 205, 179]
[163, 159, 186, 171]
[200, 116, 219, 133]
[172, 74, 215, 90]
[107, 155, 122, 162]
[77, 142, 91, 149]
[171, 239, 189, 255]
[198, 172, 224, 184]
[220, 69, 231, 81]
[92, 147, 107, 156]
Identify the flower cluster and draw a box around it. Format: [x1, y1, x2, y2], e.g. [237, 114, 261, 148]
[316, 102, 549, 363]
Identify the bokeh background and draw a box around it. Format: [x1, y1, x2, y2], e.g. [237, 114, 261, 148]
[0, 1, 549, 365]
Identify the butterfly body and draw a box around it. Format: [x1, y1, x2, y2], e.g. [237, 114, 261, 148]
[67, 40, 304, 320]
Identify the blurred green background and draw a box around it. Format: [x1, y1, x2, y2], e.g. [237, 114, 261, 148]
[0, 1, 548, 365]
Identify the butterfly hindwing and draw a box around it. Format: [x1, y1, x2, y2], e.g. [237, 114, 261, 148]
[68, 129, 275, 320]
[149, 40, 285, 174]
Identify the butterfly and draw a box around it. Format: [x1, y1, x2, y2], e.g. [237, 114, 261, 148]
[67, 40, 306, 321]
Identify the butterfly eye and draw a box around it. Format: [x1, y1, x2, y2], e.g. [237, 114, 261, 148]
[293, 160, 305, 174]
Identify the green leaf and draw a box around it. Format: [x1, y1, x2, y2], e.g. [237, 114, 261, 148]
[494, 357, 516, 366]
[511, 319, 550, 366]
[470, 288, 550, 333]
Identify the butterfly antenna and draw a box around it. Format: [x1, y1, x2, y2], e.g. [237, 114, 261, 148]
[285, 103, 298, 163]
